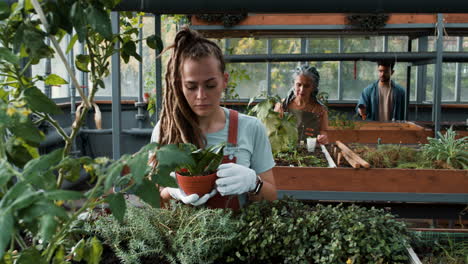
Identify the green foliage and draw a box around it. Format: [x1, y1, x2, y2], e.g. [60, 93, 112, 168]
[351, 144, 425, 169]
[228, 198, 411, 264]
[225, 66, 250, 100]
[248, 93, 298, 155]
[275, 147, 328, 167]
[87, 202, 238, 264]
[173, 143, 225, 176]
[328, 110, 361, 130]
[346, 14, 390, 32]
[422, 127, 468, 169]
[0, 2, 165, 262]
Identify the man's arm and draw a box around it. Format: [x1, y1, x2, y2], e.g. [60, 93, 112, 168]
[356, 86, 371, 119]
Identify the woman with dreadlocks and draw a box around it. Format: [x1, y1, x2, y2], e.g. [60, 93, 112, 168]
[274, 64, 329, 144]
[151, 27, 276, 209]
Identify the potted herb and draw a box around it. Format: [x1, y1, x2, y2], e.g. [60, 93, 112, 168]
[174, 143, 225, 196]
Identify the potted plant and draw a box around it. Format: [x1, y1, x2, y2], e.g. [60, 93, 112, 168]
[174, 143, 225, 196]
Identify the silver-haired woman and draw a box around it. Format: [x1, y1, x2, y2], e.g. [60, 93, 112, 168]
[274, 64, 329, 144]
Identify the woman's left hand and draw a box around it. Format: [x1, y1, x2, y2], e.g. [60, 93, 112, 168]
[216, 163, 257, 196]
[317, 134, 328, 144]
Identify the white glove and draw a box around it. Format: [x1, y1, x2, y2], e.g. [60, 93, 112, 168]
[216, 163, 257, 196]
[166, 187, 217, 206]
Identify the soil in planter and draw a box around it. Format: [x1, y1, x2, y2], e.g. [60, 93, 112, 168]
[274, 147, 328, 167]
[331, 143, 424, 168]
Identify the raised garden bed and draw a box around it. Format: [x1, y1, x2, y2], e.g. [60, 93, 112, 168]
[327, 121, 432, 144]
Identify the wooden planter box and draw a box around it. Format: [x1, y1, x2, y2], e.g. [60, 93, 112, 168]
[327, 121, 431, 144]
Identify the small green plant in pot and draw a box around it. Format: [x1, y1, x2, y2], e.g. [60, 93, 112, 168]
[175, 143, 225, 196]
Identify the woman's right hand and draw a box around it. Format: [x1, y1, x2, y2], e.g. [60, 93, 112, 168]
[317, 134, 328, 145]
[164, 187, 217, 206]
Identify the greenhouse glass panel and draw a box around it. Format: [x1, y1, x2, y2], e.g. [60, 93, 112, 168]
[307, 37, 339, 53]
[270, 62, 297, 98]
[428, 36, 458, 52]
[228, 38, 267, 55]
[342, 36, 384, 53]
[460, 64, 468, 101]
[388, 36, 408, 52]
[425, 64, 456, 102]
[464, 37, 468, 51]
[342, 61, 378, 100]
[31, 58, 46, 93]
[226, 63, 267, 99]
[271, 38, 301, 54]
[314, 61, 339, 100]
[51, 38, 69, 98]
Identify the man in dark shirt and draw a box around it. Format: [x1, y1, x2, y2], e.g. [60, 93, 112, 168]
[356, 60, 406, 121]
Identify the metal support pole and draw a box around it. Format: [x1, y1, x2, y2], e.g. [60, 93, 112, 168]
[405, 37, 412, 121]
[433, 14, 444, 137]
[455, 37, 463, 102]
[111, 12, 122, 159]
[135, 15, 146, 128]
[80, 41, 89, 98]
[337, 36, 343, 100]
[154, 14, 163, 123]
[266, 38, 272, 96]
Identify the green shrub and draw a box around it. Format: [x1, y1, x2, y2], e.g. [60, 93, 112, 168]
[86, 202, 237, 264]
[227, 198, 411, 264]
[422, 127, 468, 170]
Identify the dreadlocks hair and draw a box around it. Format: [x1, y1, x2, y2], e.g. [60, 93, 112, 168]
[158, 27, 226, 148]
[281, 64, 321, 111]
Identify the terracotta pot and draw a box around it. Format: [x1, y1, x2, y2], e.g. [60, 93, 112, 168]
[176, 171, 217, 196]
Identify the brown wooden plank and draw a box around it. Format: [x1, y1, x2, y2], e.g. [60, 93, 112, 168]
[336, 141, 370, 168]
[273, 167, 468, 193]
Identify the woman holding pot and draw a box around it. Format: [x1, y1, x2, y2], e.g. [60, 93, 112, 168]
[150, 27, 277, 209]
[274, 64, 329, 145]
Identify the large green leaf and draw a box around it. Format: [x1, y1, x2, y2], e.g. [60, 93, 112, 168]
[87, 5, 112, 41]
[44, 190, 84, 201]
[0, 209, 13, 259]
[44, 74, 68, 86]
[0, 1, 10, 20]
[135, 179, 160, 208]
[75, 54, 90, 72]
[23, 148, 62, 188]
[66, 34, 79, 54]
[19, 200, 68, 224]
[104, 161, 124, 191]
[15, 247, 47, 264]
[9, 119, 44, 145]
[146, 34, 163, 54]
[0, 47, 19, 65]
[0, 181, 28, 208]
[84, 237, 103, 264]
[6, 137, 35, 168]
[106, 193, 126, 223]
[9, 191, 42, 211]
[153, 165, 177, 187]
[126, 152, 149, 185]
[156, 144, 194, 169]
[39, 214, 57, 242]
[0, 160, 15, 187]
[23, 86, 62, 115]
[70, 2, 87, 43]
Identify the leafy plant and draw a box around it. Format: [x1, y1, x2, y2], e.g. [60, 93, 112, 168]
[328, 110, 361, 130]
[275, 147, 328, 167]
[0, 1, 166, 263]
[248, 93, 298, 155]
[226, 197, 411, 264]
[351, 143, 423, 169]
[421, 127, 468, 169]
[86, 201, 238, 264]
[173, 143, 225, 176]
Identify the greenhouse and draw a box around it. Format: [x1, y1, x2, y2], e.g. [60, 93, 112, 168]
[0, 0, 467, 263]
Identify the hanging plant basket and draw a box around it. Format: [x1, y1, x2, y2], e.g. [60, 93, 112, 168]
[346, 13, 390, 31]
